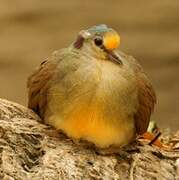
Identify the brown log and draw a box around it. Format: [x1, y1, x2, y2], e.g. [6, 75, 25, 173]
[0, 98, 178, 180]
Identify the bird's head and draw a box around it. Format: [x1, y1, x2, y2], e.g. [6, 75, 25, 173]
[73, 24, 122, 65]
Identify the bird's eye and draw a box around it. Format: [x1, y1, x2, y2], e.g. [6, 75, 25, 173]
[94, 37, 103, 47]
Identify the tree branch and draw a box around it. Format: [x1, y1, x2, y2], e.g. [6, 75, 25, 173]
[0, 98, 178, 180]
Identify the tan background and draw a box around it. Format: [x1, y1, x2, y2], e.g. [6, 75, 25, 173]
[0, 0, 178, 131]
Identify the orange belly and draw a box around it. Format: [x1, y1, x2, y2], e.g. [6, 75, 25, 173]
[48, 103, 135, 148]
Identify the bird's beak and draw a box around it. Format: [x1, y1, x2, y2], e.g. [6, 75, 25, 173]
[105, 50, 122, 65]
[102, 30, 122, 65]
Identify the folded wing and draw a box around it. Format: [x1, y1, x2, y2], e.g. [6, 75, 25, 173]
[118, 51, 156, 134]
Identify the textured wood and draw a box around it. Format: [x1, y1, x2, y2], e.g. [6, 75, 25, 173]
[0, 98, 178, 180]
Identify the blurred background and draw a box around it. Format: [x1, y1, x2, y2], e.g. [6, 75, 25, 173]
[0, 0, 178, 131]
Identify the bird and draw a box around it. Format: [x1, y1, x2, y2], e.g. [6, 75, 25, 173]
[27, 24, 156, 149]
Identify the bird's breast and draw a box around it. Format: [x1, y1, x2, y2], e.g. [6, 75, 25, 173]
[46, 58, 138, 148]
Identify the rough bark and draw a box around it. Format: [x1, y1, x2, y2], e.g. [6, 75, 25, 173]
[0, 98, 178, 180]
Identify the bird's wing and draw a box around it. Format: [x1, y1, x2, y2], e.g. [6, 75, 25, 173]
[27, 57, 58, 119]
[118, 51, 156, 135]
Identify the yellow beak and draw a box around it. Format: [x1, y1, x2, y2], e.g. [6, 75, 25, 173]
[103, 31, 120, 50]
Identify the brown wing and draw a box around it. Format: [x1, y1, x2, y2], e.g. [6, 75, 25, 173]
[118, 51, 157, 135]
[134, 69, 156, 135]
[27, 59, 57, 119]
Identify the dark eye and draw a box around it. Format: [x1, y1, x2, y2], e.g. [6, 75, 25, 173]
[94, 37, 103, 47]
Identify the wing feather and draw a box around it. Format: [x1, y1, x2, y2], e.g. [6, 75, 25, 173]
[27, 60, 57, 119]
[118, 51, 156, 134]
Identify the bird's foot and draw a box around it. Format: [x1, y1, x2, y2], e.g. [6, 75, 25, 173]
[138, 131, 171, 150]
